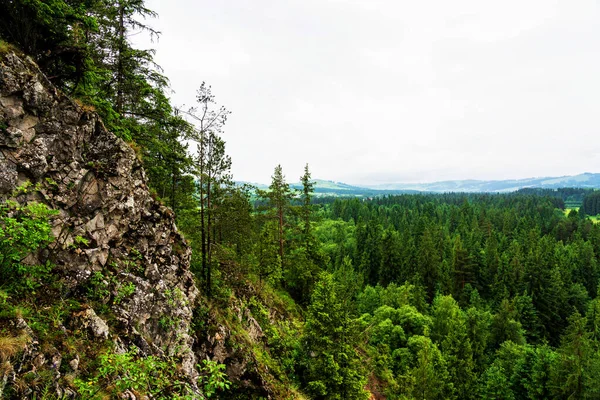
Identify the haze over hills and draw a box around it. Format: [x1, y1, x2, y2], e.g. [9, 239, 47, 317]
[237, 179, 411, 197]
[241, 173, 600, 196]
[365, 172, 600, 193]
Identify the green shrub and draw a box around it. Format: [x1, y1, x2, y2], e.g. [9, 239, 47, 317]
[198, 359, 231, 398]
[114, 281, 136, 304]
[87, 271, 110, 300]
[0, 199, 58, 294]
[74, 347, 197, 399]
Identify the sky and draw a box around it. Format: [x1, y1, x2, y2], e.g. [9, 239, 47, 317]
[134, 0, 600, 185]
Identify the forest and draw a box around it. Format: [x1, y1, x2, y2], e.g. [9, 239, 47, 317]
[1, 1, 600, 399]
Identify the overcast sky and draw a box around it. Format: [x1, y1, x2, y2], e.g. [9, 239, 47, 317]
[135, 0, 600, 185]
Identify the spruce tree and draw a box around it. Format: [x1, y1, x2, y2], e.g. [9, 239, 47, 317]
[300, 163, 315, 254]
[430, 295, 476, 399]
[302, 272, 368, 400]
[267, 164, 293, 278]
[479, 365, 515, 400]
[551, 311, 595, 399]
[408, 335, 453, 400]
[253, 221, 282, 287]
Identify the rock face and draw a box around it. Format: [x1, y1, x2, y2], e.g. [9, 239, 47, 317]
[0, 50, 199, 383]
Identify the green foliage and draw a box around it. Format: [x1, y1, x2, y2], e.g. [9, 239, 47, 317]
[431, 295, 476, 399]
[252, 220, 283, 286]
[582, 191, 600, 216]
[0, 199, 57, 294]
[69, 234, 90, 249]
[0, 0, 197, 216]
[551, 311, 598, 398]
[301, 272, 369, 400]
[407, 335, 453, 399]
[479, 364, 515, 400]
[87, 270, 110, 300]
[5, 0, 600, 397]
[74, 347, 197, 399]
[0, 38, 11, 53]
[114, 281, 136, 304]
[198, 359, 231, 398]
[0, 0, 97, 86]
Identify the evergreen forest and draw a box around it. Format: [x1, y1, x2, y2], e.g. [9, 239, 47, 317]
[1, 1, 600, 399]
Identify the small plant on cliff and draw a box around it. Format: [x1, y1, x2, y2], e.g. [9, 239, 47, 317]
[0, 39, 14, 54]
[74, 347, 197, 399]
[87, 271, 110, 301]
[0, 199, 57, 294]
[0, 334, 30, 362]
[114, 281, 136, 305]
[198, 359, 231, 398]
[69, 235, 90, 250]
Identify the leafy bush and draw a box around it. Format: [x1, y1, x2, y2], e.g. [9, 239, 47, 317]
[198, 359, 231, 398]
[0, 199, 57, 294]
[74, 347, 198, 399]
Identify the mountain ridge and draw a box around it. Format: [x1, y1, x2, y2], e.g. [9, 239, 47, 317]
[363, 172, 600, 192]
[239, 173, 600, 196]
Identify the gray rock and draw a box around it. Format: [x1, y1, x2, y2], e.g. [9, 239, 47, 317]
[78, 308, 110, 339]
[0, 158, 17, 194]
[2, 126, 24, 147]
[0, 50, 201, 391]
[69, 355, 79, 371]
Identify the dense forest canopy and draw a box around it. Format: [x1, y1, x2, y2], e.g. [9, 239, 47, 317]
[1, 1, 600, 399]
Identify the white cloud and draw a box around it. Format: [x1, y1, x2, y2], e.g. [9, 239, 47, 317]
[135, 0, 600, 184]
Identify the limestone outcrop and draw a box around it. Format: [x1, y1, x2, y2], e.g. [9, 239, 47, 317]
[0, 49, 199, 395]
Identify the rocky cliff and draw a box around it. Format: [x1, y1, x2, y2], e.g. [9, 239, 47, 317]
[0, 49, 199, 397]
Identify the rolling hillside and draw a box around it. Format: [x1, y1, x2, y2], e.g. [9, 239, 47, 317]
[366, 173, 600, 192]
[242, 173, 600, 196]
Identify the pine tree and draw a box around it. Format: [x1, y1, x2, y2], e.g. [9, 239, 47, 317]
[300, 163, 315, 255]
[302, 272, 368, 400]
[464, 306, 492, 374]
[525, 345, 558, 400]
[143, 111, 194, 214]
[186, 83, 231, 296]
[408, 335, 452, 400]
[417, 227, 440, 302]
[451, 235, 476, 303]
[490, 299, 526, 349]
[430, 295, 476, 399]
[0, 0, 97, 88]
[479, 364, 515, 400]
[587, 298, 600, 345]
[267, 164, 293, 279]
[379, 228, 402, 285]
[213, 184, 254, 260]
[286, 163, 322, 303]
[253, 221, 282, 287]
[89, 0, 162, 116]
[551, 311, 598, 399]
[514, 292, 543, 344]
[356, 219, 383, 286]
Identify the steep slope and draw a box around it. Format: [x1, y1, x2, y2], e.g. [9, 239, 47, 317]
[0, 49, 199, 397]
[0, 47, 310, 400]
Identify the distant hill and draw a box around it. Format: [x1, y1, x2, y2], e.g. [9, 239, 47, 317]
[237, 179, 416, 197]
[238, 173, 600, 197]
[289, 179, 418, 197]
[293, 179, 362, 191]
[364, 173, 600, 193]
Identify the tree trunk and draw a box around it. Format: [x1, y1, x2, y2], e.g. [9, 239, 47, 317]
[171, 165, 176, 213]
[116, 2, 125, 114]
[199, 141, 207, 293]
[278, 204, 284, 274]
[206, 177, 212, 297]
